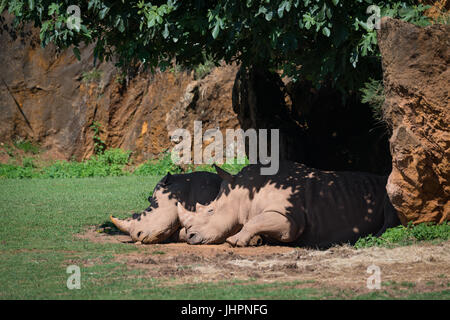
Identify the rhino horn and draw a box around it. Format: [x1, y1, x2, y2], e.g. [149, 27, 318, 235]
[177, 202, 195, 228]
[110, 215, 132, 234]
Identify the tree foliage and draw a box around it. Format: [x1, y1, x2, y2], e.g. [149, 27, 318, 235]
[1, 0, 431, 95]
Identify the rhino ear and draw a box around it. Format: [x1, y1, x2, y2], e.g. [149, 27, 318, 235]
[161, 172, 172, 185]
[213, 164, 234, 184]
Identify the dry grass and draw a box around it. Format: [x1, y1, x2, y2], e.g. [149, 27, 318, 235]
[81, 227, 450, 295]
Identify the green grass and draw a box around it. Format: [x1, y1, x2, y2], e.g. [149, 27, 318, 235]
[0, 176, 448, 299]
[354, 223, 450, 249]
[0, 176, 333, 299]
[0, 176, 157, 299]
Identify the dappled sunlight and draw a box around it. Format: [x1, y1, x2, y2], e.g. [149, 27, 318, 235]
[176, 160, 400, 248]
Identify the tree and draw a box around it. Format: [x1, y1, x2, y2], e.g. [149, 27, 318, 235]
[0, 0, 431, 97]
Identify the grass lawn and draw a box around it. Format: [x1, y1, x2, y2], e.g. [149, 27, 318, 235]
[0, 177, 448, 299]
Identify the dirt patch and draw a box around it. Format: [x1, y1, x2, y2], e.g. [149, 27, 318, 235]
[78, 227, 450, 295]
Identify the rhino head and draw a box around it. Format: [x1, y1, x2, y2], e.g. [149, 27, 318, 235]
[110, 173, 182, 243]
[110, 171, 222, 244]
[177, 166, 242, 245]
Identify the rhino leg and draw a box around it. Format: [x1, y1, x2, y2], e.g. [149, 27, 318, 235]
[226, 211, 300, 247]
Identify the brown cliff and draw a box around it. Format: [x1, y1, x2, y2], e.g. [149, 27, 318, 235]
[0, 14, 240, 163]
[378, 17, 449, 224]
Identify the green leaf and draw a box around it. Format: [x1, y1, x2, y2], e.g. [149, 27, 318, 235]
[99, 6, 109, 20]
[212, 23, 220, 39]
[256, 6, 267, 17]
[118, 19, 125, 33]
[0, 0, 8, 13]
[73, 47, 81, 61]
[162, 24, 169, 39]
[28, 0, 35, 10]
[48, 3, 59, 15]
[278, 1, 288, 18]
[265, 11, 273, 21]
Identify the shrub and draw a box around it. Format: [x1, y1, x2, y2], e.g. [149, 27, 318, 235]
[22, 157, 35, 168]
[0, 149, 250, 179]
[360, 78, 385, 121]
[0, 164, 37, 179]
[81, 69, 103, 83]
[94, 148, 131, 166]
[13, 139, 40, 154]
[193, 53, 216, 80]
[354, 222, 450, 248]
[133, 152, 183, 176]
[39, 148, 131, 178]
[184, 157, 250, 175]
[90, 121, 106, 155]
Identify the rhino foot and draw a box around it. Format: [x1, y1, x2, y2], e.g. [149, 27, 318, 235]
[226, 231, 253, 247]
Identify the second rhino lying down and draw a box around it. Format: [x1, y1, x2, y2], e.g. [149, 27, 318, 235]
[110, 171, 222, 243]
[177, 161, 400, 248]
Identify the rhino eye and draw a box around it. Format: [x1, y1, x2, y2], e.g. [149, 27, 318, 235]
[207, 209, 214, 215]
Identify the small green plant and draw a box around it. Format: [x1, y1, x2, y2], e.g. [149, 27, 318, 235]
[82, 68, 103, 83]
[22, 157, 35, 168]
[0, 163, 37, 179]
[219, 157, 249, 174]
[355, 222, 450, 249]
[13, 139, 40, 154]
[0, 150, 250, 179]
[41, 148, 131, 178]
[186, 157, 249, 175]
[115, 72, 127, 85]
[133, 151, 183, 176]
[3, 144, 15, 157]
[193, 53, 216, 80]
[90, 121, 106, 155]
[169, 63, 184, 75]
[360, 78, 385, 121]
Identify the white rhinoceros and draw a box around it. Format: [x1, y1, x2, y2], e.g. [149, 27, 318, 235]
[110, 171, 222, 244]
[177, 161, 400, 248]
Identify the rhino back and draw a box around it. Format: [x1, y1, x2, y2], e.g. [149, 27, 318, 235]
[150, 172, 222, 211]
[296, 169, 388, 248]
[234, 161, 389, 248]
[185, 171, 223, 206]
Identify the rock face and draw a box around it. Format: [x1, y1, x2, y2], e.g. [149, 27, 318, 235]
[0, 14, 239, 163]
[377, 17, 449, 224]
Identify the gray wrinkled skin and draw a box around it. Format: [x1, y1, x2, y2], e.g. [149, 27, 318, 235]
[111, 171, 222, 244]
[178, 162, 400, 248]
